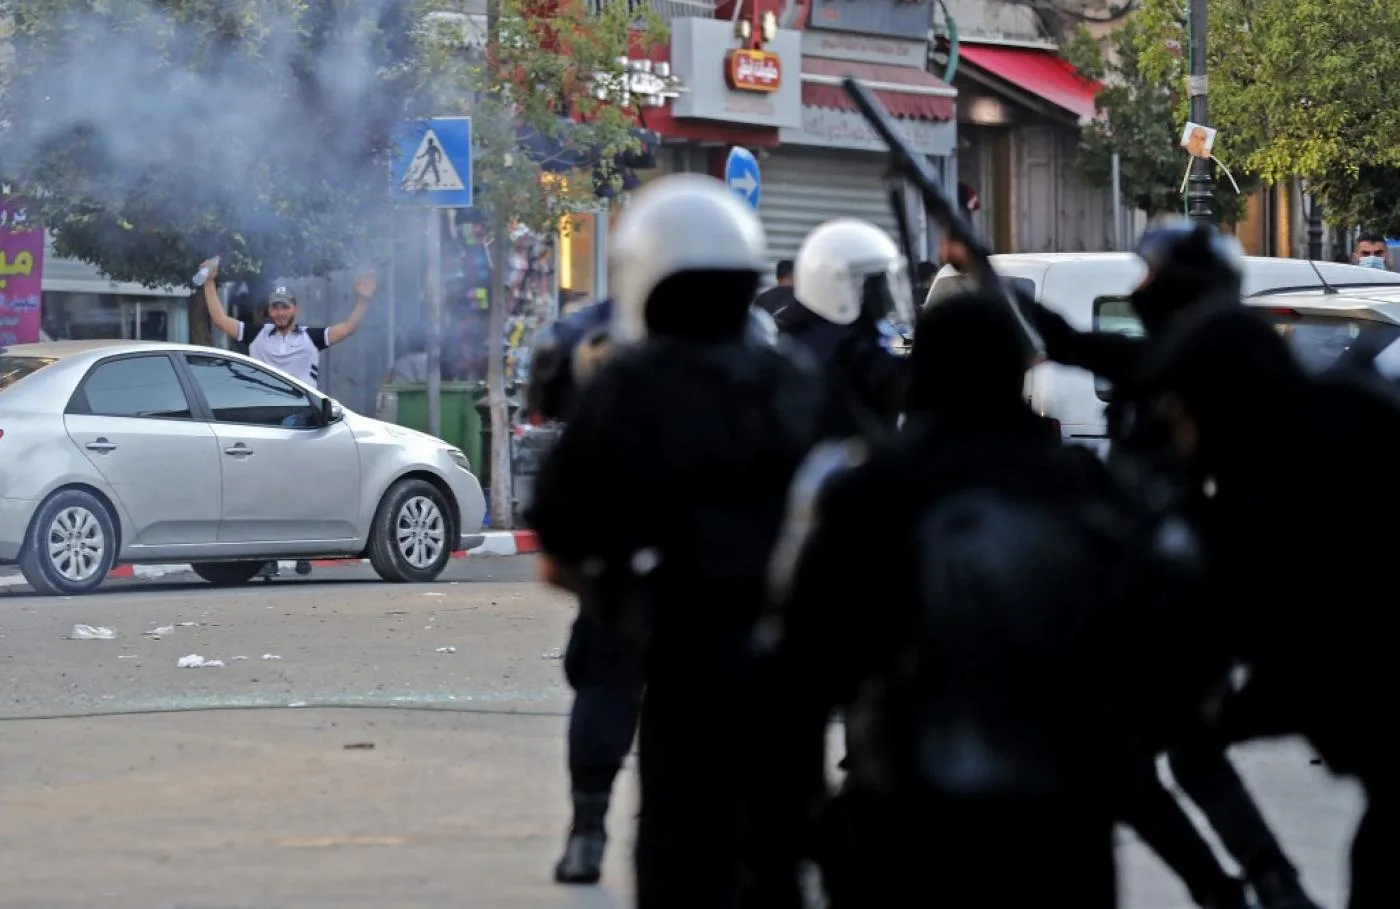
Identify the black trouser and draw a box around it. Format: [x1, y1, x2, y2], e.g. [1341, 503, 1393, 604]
[1121, 756, 1241, 906]
[817, 789, 1117, 909]
[1168, 738, 1300, 884]
[634, 678, 756, 909]
[563, 611, 644, 797]
[1121, 740, 1298, 906]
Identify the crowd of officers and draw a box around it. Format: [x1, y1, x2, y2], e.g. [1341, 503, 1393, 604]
[521, 172, 1394, 909]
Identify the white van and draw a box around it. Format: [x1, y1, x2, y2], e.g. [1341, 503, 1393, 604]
[926, 253, 1400, 450]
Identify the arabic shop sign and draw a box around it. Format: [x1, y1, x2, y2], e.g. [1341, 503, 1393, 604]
[726, 48, 782, 93]
[0, 198, 43, 346]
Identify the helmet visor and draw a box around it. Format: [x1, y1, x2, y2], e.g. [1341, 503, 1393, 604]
[859, 259, 915, 328]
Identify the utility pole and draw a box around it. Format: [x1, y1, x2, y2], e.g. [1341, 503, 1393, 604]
[1186, 0, 1214, 224]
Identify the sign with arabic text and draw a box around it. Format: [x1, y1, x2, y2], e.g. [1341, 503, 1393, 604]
[806, 0, 936, 41]
[0, 198, 42, 347]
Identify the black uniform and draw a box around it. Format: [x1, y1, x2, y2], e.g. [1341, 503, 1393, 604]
[774, 300, 906, 440]
[1141, 305, 1400, 909]
[527, 274, 825, 909]
[757, 294, 1208, 908]
[1023, 232, 1321, 909]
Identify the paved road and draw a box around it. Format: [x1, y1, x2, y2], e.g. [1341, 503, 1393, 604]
[0, 559, 1365, 908]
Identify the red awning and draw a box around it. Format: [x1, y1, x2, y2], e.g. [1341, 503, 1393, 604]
[801, 57, 956, 122]
[957, 45, 1100, 122]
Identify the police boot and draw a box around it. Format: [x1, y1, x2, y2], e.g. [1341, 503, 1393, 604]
[553, 792, 609, 885]
[1249, 868, 1323, 909]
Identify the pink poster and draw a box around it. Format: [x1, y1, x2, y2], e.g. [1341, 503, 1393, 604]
[0, 198, 43, 347]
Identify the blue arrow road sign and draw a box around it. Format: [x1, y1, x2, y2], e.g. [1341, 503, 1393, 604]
[725, 146, 761, 210]
[392, 117, 473, 208]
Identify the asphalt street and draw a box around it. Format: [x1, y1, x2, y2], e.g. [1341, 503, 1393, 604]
[0, 557, 1366, 908]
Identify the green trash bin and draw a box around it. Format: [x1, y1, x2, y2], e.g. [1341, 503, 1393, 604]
[473, 386, 522, 496]
[376, 381, 486, 476]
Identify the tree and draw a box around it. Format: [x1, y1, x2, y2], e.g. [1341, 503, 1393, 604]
[1, 0, 423, 288]
[1063, 19, 1252, 225]
[1134, 0, 1400, 229]
[421, 0, 663, 529]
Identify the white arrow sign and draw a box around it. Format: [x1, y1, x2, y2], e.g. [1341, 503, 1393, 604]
[730, 173, 758, 196]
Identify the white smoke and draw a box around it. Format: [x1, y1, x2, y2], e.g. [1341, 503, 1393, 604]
[0, 0, 452, 282]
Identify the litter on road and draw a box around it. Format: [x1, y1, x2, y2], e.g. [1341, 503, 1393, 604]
[177, 654, 225, 669]
[436, 646, 457, 654]
[69, 624, 116, 640]
[146, 625, 175, 636]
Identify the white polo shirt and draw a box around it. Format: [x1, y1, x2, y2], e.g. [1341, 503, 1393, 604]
[236, 321, 332, 388]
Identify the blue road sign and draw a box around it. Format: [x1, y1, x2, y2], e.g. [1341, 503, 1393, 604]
[725, 146, 761, 210]
[392, 117, 473, 208]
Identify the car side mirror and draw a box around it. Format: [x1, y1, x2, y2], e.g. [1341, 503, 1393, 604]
[321, 397, 343, 425]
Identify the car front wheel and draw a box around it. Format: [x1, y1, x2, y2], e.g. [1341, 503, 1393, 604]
[191, 561, 265, 587]
[368, 478, 453, 583]
[19, 488, 118, 596]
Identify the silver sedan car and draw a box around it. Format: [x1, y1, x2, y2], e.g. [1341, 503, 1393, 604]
[0, 340, 486, 596]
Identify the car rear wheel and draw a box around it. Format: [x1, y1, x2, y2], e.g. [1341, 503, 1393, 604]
[368, 478, 453, 583]
[191, 561, 265, 587]
[19, 488, 118, 597]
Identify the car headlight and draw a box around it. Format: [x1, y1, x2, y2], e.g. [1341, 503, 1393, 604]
[447, 449, 471, 472]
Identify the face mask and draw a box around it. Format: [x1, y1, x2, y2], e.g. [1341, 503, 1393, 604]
[1358, 255, 1389, 270]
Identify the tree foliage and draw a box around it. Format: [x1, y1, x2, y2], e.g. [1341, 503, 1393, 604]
[423, 0, 663, 235]
[1134, 0, 1400, 229]
[0, 0, 660, 287]
[1063, 17, 1252, 224]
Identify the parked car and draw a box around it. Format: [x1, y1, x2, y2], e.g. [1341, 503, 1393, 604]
[0, 340, 487, 596]
[927, 253, 1400, 450]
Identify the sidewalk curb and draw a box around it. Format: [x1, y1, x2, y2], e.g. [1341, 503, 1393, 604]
[0, 530, 539, 589]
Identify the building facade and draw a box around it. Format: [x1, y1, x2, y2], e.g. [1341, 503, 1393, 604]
[940, 0, 1118, 253]
[559, 0, 959, 300]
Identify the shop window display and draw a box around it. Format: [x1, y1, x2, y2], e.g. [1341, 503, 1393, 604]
[442, 211, 558, 385]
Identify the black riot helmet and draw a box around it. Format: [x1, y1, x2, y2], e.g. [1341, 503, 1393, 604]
[525, 299, 612, 422]
[1131, 217, 1246, 337]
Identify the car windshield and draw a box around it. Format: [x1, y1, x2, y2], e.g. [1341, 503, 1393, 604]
[0, 355, 57, 392]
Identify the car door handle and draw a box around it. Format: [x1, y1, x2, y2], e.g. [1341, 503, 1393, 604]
[224, 443, 254, 457]
[85, 438, 117, 453]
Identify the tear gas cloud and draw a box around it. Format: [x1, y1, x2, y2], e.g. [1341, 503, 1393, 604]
[0, 0, 450, 281]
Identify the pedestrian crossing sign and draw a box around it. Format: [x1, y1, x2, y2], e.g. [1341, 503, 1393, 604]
[391, 117, 473, 208]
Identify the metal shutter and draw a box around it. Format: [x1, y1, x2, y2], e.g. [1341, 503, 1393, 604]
[757, 147, 902, 272]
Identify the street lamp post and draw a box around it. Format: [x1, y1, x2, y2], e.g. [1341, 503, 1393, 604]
[1306, 190, 1325, 260]
[1186, 0, 1215, 223]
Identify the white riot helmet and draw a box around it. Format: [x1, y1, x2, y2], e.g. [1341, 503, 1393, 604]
[793, 218, 915, 326]
[609, 173, 768, 344]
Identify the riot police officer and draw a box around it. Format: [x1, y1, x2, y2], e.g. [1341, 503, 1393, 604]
[778, 218, 912, 439]
[526, 298, 646, 886]
[939, 219, 1321, 909]
[526, 173, 824, 909]
[758, 290, 1208, 908]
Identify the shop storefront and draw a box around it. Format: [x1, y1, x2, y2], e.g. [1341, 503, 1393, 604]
[557, 3, 957, 290]
[760, 3, 957, 266]
[40, 238, 191, 343]
[952, 41, 1111, 253]
[554, 162, 675, 304]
